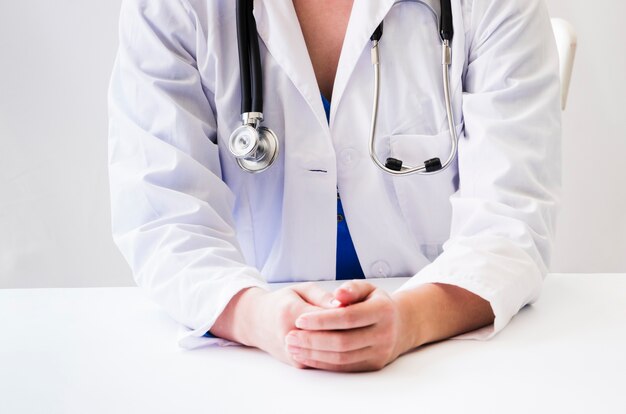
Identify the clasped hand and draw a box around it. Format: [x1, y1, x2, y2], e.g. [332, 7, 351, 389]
[288, 281, 406, 372]
[244, 281, 408, 372]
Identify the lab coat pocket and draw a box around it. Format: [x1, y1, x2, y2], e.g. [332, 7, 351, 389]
[387, 124, 463, 247]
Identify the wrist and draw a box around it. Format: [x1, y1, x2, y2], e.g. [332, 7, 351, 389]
[392, 283, 495, 350]
[393, 289, 430, 355]
[210, 287, 267, 346]
[235, 287, 268, 346]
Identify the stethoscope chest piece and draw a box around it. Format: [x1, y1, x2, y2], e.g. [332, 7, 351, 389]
[229, 124, 279, 173]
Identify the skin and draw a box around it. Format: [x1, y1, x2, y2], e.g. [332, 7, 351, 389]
[212, 281, 495, 372]
[291, 0, 354, 101]
[210, 1, 496, 372]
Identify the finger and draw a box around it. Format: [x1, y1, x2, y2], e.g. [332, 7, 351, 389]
[291, 355, 379, 373]
[286, 345, 372, 366]
[285, 326, 375, 352]
[295, 294, 385, 330]
[333, 281, 376, 306]
[292, 282, 341, 309]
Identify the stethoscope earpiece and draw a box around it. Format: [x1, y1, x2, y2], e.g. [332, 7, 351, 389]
[384, 157, 443, 173]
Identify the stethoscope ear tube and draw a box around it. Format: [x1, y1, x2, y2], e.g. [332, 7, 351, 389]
[368, 0, 458, 176]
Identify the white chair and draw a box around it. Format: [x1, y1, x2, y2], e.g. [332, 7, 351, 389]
[551, 18, 578, 110]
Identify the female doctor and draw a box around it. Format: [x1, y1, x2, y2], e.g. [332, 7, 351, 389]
[108, 0, 560, 372]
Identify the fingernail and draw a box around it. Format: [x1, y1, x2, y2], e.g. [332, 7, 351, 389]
[285, 333, 300, 346]
[295, 317, 308, 329]
[330, 299, 341, 307]
[336, 287, 352, 296]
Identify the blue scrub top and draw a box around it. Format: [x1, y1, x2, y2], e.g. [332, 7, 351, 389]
[321, 95, 365, 280]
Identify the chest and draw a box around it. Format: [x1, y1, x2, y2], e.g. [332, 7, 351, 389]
[292, 0, 354, 100]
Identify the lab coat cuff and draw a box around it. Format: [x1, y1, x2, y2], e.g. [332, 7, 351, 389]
[178, 277, 270, 350]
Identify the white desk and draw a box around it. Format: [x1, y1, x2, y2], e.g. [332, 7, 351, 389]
[0, 274, 624, 414]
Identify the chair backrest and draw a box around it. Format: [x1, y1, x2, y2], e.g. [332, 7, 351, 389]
[551, 18, 578, 110]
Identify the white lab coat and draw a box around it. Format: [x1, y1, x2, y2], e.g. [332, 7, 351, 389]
[108, 0, 560, 347]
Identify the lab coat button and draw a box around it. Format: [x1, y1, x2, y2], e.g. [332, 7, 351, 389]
[339, 148, 358, 166]
[371, 260, 391, 278]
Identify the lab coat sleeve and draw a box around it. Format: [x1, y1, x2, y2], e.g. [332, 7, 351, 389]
[108, 0, 269, 346]
[397, 0, 561, 339]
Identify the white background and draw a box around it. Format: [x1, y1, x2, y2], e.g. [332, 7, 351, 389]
[0, 0, 624, 289]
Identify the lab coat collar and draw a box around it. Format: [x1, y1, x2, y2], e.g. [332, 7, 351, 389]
[253, 0, 441, 126]
[253, 1, 329, 130]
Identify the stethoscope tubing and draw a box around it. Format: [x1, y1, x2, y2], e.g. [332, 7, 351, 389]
[236, 0, 252, 114]
[367, 44, 458, 176]
[247, 2, 264, 113]
[368, 24, 458, 176]
[440, 40, 459, 171]
[232, 0, 458, 176]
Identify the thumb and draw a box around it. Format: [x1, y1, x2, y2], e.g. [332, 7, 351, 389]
[333, 281, 376, 306]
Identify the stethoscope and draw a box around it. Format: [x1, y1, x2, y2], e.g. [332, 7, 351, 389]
[229, 0, 457, 176]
